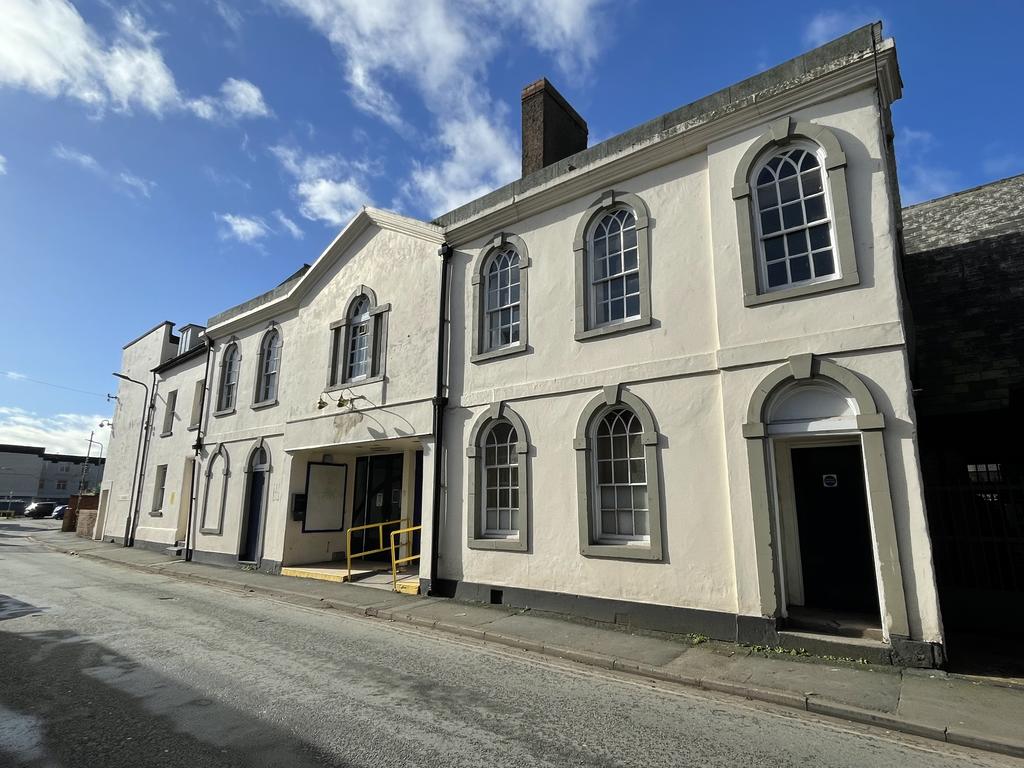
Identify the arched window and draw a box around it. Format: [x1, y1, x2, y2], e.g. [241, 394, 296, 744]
[593, 407, 647, 541]
[573, 191, 652, 341]
[732, 117, 859, 305]
[467, 404, 529, 551]
[484, 247, 521, 351]
[216, 343, 239, 413]
[471, 233, 530, 363]
[254, 328, 282, 405]
[346, 296, 372, 381]
[591, 208, 640, 325]
[575, 387, 663, 560]
[200, 444, 229, 534]
[482, 420, 519, 537]
[752, 144, 836, 291]
[329, 287, 389, 387]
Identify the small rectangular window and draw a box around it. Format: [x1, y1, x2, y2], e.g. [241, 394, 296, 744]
[162, 390, 177, 435]
[56, 480, 67, 491]
[189, 381, 204, 428]
[152, 465, 168, 511]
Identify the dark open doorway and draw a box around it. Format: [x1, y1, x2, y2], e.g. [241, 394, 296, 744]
[786, 444, 880, 634]
[239, 446, 269, 563]
[350, 453, 404, 554]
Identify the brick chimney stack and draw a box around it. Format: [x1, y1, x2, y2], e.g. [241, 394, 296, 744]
[520, 78, 588, 177]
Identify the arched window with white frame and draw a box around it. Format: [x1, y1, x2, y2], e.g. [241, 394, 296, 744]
[216, 342, 239, 413]
[346, 295, 372, 382]
[254, 328, 282, 405]
[752, 142, 837, 291]
[467, 403, 530, 552]
[484, 247, 521, 351]
[329, 287, 388, 387]
[572, 191, 652, 341]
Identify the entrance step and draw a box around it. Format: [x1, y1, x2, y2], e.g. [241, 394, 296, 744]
[777, 629, 892, 665]
[164, 541, 186, 557]
[785, 607, 884, 641]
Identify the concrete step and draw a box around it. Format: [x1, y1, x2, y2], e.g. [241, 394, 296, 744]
[778, 629, 892, 665]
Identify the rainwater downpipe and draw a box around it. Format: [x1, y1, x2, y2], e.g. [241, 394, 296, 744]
[428, 242, 452, 595]
[112, 372, 149, 547]
[184, 339, 213, 562]
[128, 372, 157, 547]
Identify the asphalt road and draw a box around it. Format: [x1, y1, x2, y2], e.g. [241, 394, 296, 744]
[0, 519, 1017, 768]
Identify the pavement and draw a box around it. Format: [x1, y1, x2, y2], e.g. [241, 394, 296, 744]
[24, 525, 1024, 761]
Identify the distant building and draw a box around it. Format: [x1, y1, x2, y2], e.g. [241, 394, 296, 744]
[0, 444, 105, 507]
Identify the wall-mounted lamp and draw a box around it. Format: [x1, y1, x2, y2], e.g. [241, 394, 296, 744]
[317, 391, 366, 410]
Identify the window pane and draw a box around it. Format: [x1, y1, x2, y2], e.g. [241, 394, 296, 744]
[757, 183, 777, 209]
[782, 202, 804, 229]
[601, 487, 615, 509]
[601, 509, 616, 534]
[629, 459, 646, 482]
[804, 194, 826, 223]
[632, 486, 648, 510]
[812, 250, 836, 277]
[486, 509, 498, 530]
[613, 460, 628, 483]
[617, 510, 635, 536]
[764, 236, 785, 262]
[809, 223, 831, 250]
[623, 250, 638, 271]
[486, 489, 497, 507]
[786, 231, 808, 256]
[509, 508, 519, 531]
[623, 228, 637, 250]
[757, 167, 773, 185]
[801, 169, 823, 195]
[616, 487, 632, 509]
[790, 255, 811, 282]
[634, 510, 649, 536]
[778, 158, 798, 178]
[760, 209, 781, 234]
[598, 460, 613, 484]
[779, 177, 800, 203]
[625, 295, 640, 318]
[767, 261, 788, 287]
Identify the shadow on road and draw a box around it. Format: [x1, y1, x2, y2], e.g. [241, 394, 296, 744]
[0, 628, 355, 767]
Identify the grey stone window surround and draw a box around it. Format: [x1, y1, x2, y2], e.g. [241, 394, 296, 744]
[327, 286, 390, 389]
[252, 323, 282, 410]
[160, 389, 177, 438]
[741, 353, 913, 642]
[466, 402, 530, 552]
[574, 385, 664, 561]
[213, 339, 240, 417]
[573, 190, 653, 342]
[200, 443, 229, 535]
[732, 117, 859, 307]
[471, 232, 531, 364]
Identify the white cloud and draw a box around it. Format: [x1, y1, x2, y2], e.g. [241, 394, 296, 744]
[270, 143, 371, 226]
[52, 143, 155, 199]
[0, 407, 110, 456]
[0, 154, 7, 175]
[215, 213, 271, 243]
[982, 150, 1024, 179]
[118, 172, 155, 198]
[896, 127, 959, 205]
[53, 143, 101, 172]
[212, 0, 244, 35]
[276, 0, 610, 215]
[0, 0, 270, 121]
[803, 9, 883, 47]
[274, 210, 304, 239]
[219, 77, 271, 118]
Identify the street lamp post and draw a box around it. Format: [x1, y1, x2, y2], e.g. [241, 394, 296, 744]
[113, 372, 150, 547]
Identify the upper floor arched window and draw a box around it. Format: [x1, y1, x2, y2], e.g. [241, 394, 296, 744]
[329, 287, 389, 387]
[254, 328, 282, 405]
[573, 191, 652, 341]
[216, 342, 240, 413]
[732, 116, 860, 306]
[471, 233, 530, 363]
[752, 143, 836, 291]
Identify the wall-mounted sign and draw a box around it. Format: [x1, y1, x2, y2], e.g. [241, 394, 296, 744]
[822, 474, 838, 488]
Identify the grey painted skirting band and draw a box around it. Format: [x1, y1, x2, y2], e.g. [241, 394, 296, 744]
[439, 578, 943, 668]
[129, 536, 282, 575]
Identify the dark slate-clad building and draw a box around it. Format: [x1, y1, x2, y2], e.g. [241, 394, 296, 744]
[902, 173, 1024, 668]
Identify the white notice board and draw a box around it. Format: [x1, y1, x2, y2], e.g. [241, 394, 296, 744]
[303, 462, 347, 532]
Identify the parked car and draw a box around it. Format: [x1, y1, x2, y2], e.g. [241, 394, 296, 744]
[51, 505, 69, 520]
[24, 502, 57, 519]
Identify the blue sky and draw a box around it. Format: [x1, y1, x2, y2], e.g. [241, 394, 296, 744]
[1, 0, 1022, 454]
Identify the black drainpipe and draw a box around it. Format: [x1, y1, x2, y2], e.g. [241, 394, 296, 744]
[128, 372, 157, 547]
[428, 242, 452, 595]
[184, 339, 213, 562]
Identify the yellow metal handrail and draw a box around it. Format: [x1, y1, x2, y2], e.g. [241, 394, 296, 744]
[390, 525, 422, 592]
[346, 517, 408, 581]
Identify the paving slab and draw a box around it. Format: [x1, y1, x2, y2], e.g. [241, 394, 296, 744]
[484, 613, 687, 667]
[386, 599, 508, 629]
[898, 673, 1024, 745]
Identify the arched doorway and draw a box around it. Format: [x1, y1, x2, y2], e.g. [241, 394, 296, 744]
[743, 355, 911, 643]
[767, 380, 879, 629]
[239, 444, 270, 563]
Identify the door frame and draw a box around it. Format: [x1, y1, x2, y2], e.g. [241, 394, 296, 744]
[770, 433, 876, 619]
[238, 440, 271, 564]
